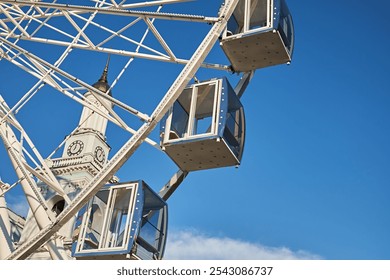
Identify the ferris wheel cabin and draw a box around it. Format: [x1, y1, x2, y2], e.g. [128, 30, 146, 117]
[71, 181, 167, 260]
[160, 78, 245, 171]
[220, 0, 294, 72]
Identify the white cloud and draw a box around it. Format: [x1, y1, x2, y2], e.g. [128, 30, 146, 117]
[164, 229, 321, 260]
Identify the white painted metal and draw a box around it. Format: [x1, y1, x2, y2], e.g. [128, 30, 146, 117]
[157, 70, 253, 200]
[97, 0, 193, 9]
[2, 0, 240, 260]
[235, 71, 254, 98]
[0, 97, 71, 201]
[0, 38, 160, 150]
[158, 169, 188, 201]
[0, 0, 255, 260]
[0, 1, 229, 70]
[0, 186, 14, 259]
[220, 0, 294, 71]
[0, 0, 219, 23]
[0, 111, 67, 260]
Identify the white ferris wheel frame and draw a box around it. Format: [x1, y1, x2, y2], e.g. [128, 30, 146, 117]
[0, 0, 247, 260]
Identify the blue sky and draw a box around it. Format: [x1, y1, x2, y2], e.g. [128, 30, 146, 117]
[1, 0, 390, 260]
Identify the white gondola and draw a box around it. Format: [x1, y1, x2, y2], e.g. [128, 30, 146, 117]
[220, 0, 294, 72]
[160, 78, 245, 171]
[72, 181, 167, 260]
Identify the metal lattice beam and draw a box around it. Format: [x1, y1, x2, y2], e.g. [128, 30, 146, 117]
[5, 0, 240, 260]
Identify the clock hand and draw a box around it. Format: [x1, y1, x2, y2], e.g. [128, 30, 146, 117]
[71, 144, 78, 153]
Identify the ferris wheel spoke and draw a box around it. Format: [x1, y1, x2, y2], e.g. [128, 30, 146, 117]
[4, 0, 240, 260]
[0, 119, 55, 223]
[0, 1, 231, 71]
[1, 49, 153, 158]
[94, 0, 193, 9]
[0, 1, 219, 23]
[69, 11, 170, 59]
[0, 0, 298, 260]
[0, 5, 30, 37]
[0, 96, 71, 201]
[0, 178, 18, 196]
[1, 34, 163, 154]
[1, 35, 145, 118]
[143, 16, 177, 61]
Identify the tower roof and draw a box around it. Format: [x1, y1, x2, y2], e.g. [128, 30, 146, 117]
[92, 56, 112, 96]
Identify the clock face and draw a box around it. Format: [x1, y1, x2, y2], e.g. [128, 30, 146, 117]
[94, 146, 106, 163]
[67, 140, 84, 156]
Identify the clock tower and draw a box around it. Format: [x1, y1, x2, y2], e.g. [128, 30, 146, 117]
[50, 58, 112, 183]
[41, 58, 116, 206]
[61, 60, 112, 173]
[18, 59, 114, 259]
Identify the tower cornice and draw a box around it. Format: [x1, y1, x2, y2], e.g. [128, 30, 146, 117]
[46, 154, 104, 177]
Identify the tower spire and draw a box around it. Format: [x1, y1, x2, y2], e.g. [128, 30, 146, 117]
[92, 55, 112, 96]
[98, 55, 110, 83]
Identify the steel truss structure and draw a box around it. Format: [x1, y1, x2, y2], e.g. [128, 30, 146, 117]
[0, 0, 294, 260]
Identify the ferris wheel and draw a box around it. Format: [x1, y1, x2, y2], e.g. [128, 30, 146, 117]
[0, 0, 294, 260]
